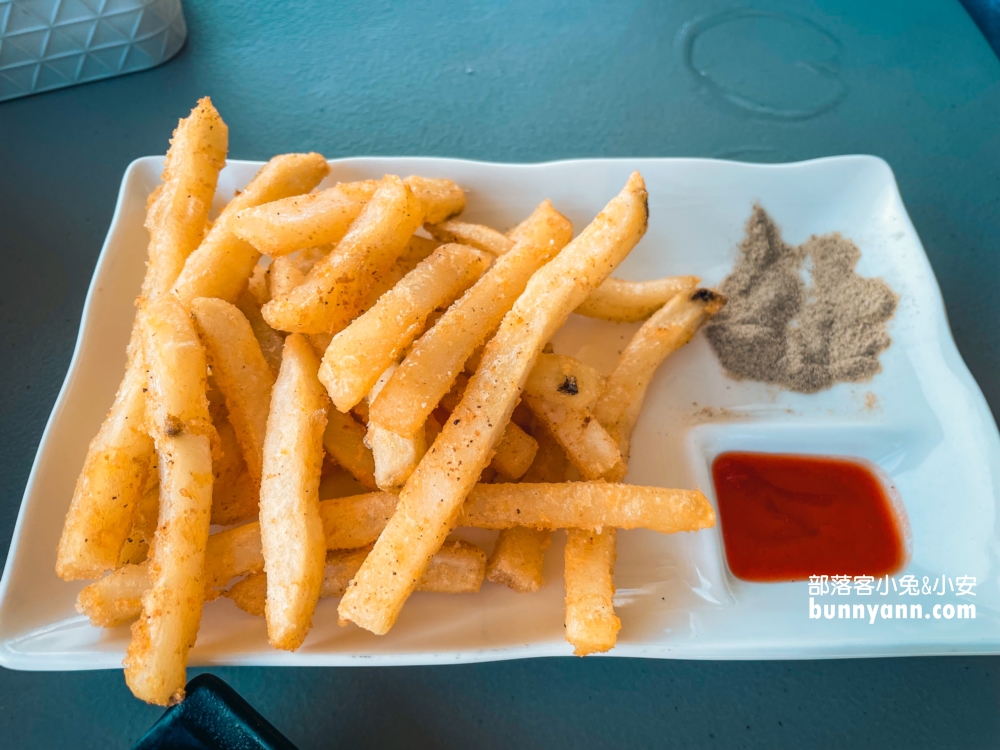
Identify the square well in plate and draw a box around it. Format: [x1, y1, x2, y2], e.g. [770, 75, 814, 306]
[2, 155, 998, 669]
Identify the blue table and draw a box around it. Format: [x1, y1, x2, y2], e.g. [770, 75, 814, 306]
[3, 1, 1000, 746]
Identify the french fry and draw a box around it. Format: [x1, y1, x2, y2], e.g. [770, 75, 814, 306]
[226, 540, 485, 616]
[438, 374, 538, 481]
[565, 528, 620, 656]
[362, 235, 442, 308]
[269, 246, 329, 300]
[485, 529, 551, 593]
[118, 466, 160, 566]
[594, 288, 727, 467]
[575, 276, 700, 322]
[486, 425, 567, 591]
[80, 482, 710, 626]
[522, 354, 622, 480]
[124, 294, 217, 706]
[489, 419, 539, 480]
[370, 201, 572, 437]
[190, 298, 275, 485]
[261, 176, 423, 334]
[171, 153, 330, 304]
[258, 334, 329, 651]
[563, 288, 726, 656]
[57, 100, 227, 581]
[426, 219, 512, 256]
[77, 561, 149, 628]
[338, 173, 649, 634]
[322, 407, 377, 491]
[211, 412, 259, 526]
[230, 176, 462, 258]
[142, 98, 229, 299]
[233, 288, 284, 376]
[319, 243, 490, 411]
[247, 261, 271, 306]
[363, 365, 427, 490]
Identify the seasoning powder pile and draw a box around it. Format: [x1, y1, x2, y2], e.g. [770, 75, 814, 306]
[706, 206, 898, 393]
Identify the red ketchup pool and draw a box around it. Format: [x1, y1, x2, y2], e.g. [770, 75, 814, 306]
[711, 452, 906, 582]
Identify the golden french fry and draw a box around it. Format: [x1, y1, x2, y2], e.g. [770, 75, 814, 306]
[338, 173, 649, 635]
[319, 243, 490, 411]
[230, 176, 462, 258]
[564, 288, 726, 656]
[77, 561, 150, 628]
[57, 100, 227, 581]
[402, 176, 466, 224]
[258, 334, 329, 651]
[269, 246, 330, 300]
[190, 298, 275, 484]
[362, 235, 442, 308]
[262, 176, 423, 334]
[594, 288, 727, 467]
[322, 407, 377, 491]
[142, 98, 229, 299]
[247, 261, 271, 306]
[489, 420, 539, 480]
[486, 425, 567, 591]
[233, 288, 284, 376]
[363, 365, 427, 490]
[226, 540, 484, 616]
[438, 373, 539, 481]
[485, 528, 551, 593]
[124, 294, 217, 706]
[565, 528, 620, 656]
[117, 466, 160, 566]
[575, 276, 700, 322]
[211, 412, 258, 527]
[370, 201, 572, 437]
[522, 354, 622, 480]
[426, 219, 511, 256]
[172, 153, 330, 304]
[80, 481, 710, 627]
[230, 181, 375, 257]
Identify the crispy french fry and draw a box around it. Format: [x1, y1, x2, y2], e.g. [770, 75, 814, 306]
[118, 467, 160, 566]
[233, 288, 284, 376]
[575, 276, 700, 322]
[338, 173, 648, 635]
[522, 354, 622, 480]
[124, 294, 216, 706]
[211, 412, 259, 526]
[594, 287, 727, 468]
[247, 261, 271, 306]
[143, 98, 229, 299]
[172, 153, 330, 304]
[489, 419, 539, 480]
[370, 201, 572, 437]
[269, 246, 329, 300]
[565, 528, 620, 656]
[438, 373, 539, 481]
[363, 365, 427, 490]
[426, 219, 511, 256]
[57, 100, 226, 582]
[190, 298, 275, 484]
[563, 288, 726, 656]
[363, 235, 442, 308]
[81, 482, 710, 626]
[485, 528, 551, 593]
[402, 176, 466, 224]
[486, 425, 567, 591]
[261, 177, 423, 334]
[258, 334, 329, 651]
[231, 176, 462, 258]
[322, 407, 377, 491]
[226, 540, 485, 616]
[319, 243, 490, 411]
[77, 561, 149, 627]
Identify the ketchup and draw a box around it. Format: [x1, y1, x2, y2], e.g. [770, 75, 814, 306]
[711, 452, 905, 582]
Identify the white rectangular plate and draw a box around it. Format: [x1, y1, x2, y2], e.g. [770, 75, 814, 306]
[3, 156, 999, 670]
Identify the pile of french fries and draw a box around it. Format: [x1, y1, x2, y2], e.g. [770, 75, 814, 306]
[56, 98, 727, 705]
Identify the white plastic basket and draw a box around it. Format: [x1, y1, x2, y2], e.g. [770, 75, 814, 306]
[0, 0, 186, 102]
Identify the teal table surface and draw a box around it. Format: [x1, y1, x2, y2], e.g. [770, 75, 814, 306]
[2, 1, 1000, 747]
